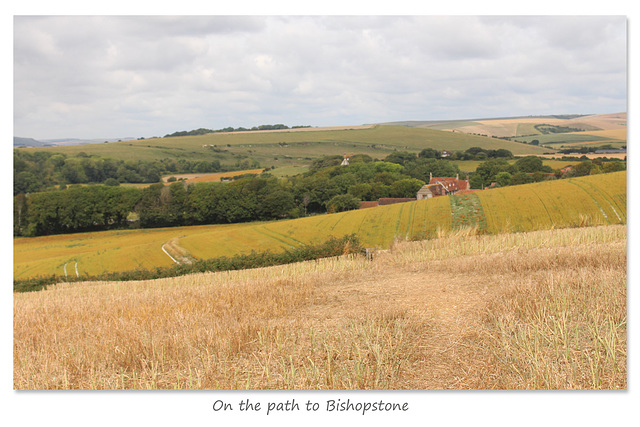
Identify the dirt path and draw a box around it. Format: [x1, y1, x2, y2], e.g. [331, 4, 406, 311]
[162, 238, 194, 264]
[299, 266, 501, 389]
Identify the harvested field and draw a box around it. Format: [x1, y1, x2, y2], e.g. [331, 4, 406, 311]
[162, 169, 264, 184]
[13, 225, 626, 390]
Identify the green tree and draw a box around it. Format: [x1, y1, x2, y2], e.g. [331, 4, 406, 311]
[384, 151, 417, 166]
[495, 171, 512, 187]
[515, 156, 544, 173]
[469, 174, 485, 189]
[326, 194, 360, 213]
[602, 161, 626, 173]
[474, 159, 516, 187]
[258, 190, 296, 219]
[348, 183, 373, 201]
[418, 148, 439, 159]
[389, 178, 425, 198]
[510, 171, 534, 186]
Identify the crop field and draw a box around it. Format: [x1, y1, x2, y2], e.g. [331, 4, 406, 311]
[539, 153, 627, 161]
[451, 158, 581, 173]
[18, 125, 553, 167]
[513, 128, 626, 148]
[13, 224, 243, 279]
[14, 171, 626, 281]
[14, 224, 626, 389]
[476, 172, 626, 234]
[400, 113, 626, 138]
[162, 168, 265, 184]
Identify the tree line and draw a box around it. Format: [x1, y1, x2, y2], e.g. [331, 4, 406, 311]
[163, 124, 311, 138]
[14, 152, 465, 237]
[470, 156, 626, 188]
[13, 147, 625, 238]
[13, 150, 230, 196]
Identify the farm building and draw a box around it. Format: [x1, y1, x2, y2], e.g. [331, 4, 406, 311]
[416, 174, 470, 199]
[341, 154, 354, 166]
[594, 148, 626, 154]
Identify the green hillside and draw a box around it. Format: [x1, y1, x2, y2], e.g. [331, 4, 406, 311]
[17, 125, 554, 168]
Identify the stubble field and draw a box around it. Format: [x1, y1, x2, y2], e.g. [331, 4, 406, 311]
[13, 225, 626, 389]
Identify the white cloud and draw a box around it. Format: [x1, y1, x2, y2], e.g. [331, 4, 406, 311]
[13, 15, 627, 139]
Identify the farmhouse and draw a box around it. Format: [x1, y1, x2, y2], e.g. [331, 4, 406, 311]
[416, 173, 470, 199]
[359, 174, 470, 209]
[341, 154, 354, 166]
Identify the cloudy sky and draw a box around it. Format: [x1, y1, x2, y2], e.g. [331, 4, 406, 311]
[13, 15, 627, 140]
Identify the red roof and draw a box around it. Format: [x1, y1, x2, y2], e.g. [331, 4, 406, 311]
[429, 176, 468, 192]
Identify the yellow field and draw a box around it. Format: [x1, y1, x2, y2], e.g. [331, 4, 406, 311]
[162, 168, 265, 184]
[434, 113, 627, 138]
[14, 226, 211, 279]
[14, 171, 626, 280]
[566, 128, 627, 141]
[477, 172, 626, 234]
[14, 225, 626, 390]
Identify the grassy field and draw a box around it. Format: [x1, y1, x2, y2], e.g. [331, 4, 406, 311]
[452, 158, 581, 173]
[14, 171, 626, 281]
[161, 168, 265, 184]
[512, 128, 626, 148]
[13, 224, 626, 389]
[17, 125, 553, 168]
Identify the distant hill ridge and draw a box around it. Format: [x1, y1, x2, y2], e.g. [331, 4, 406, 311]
[378, 114, 590, 127]
[14, 137, 50, 147]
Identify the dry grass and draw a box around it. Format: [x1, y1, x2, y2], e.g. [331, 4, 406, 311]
[14, 225, 626, 389]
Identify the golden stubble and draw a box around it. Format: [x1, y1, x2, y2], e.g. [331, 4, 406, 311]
[14, 225, 626, 389]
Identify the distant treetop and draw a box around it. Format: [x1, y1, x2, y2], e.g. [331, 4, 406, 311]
[163, 124, 311, 138]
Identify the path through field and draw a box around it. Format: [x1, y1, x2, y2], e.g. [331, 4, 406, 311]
[292, 236, 626, 389]
[14, 226, 626, 390]
[299, 262, 493, 388]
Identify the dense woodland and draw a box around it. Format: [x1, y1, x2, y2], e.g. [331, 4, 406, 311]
[13, 146, 625, 237]
[13, 150, 230, 196]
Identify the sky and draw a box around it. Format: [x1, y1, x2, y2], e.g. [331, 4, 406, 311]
[13, 15, 627, 140]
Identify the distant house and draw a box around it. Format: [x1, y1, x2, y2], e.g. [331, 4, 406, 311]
[341, 153, 354, 166]
[416, 184, 439, 199]
[417, 174, 469, 199]
[560, 166, 573, 174]
[441, 150, 452, 158]
[594, 148, 626, 154]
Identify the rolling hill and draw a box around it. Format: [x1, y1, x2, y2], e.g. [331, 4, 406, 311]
[15, 124, 554, 168]
[13, 171, 626, 280]
[383, 112, 626, 138]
